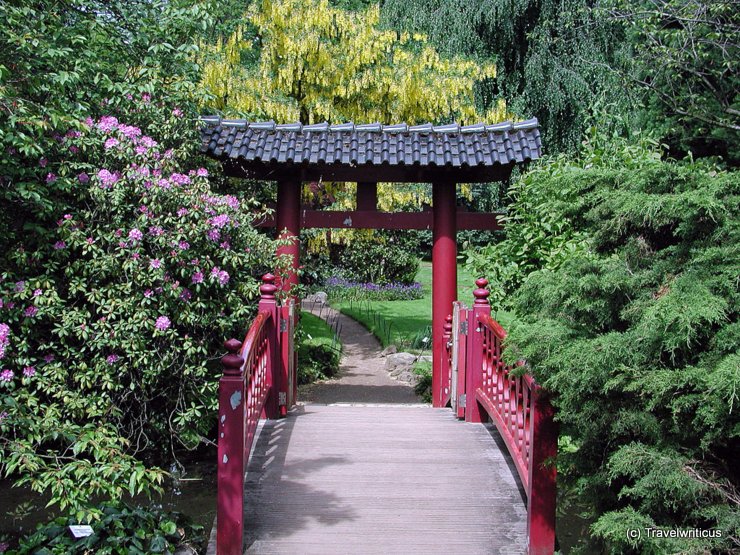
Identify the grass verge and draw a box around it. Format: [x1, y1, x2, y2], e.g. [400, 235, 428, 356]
[332, 262, 515, 351]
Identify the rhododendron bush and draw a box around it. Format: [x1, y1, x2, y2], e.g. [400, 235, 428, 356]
[0, 110, 274, 516]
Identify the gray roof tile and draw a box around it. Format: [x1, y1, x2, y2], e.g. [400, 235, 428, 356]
[200, 118, 541, 180]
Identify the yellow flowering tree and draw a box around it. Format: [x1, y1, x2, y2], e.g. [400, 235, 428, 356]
[200, 0, 505, 125]
[199, 0, 506, 256]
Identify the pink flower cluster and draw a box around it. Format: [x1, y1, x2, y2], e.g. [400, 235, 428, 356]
[0, 323, 9, 360]
[155, 316, 171, 331]
[0, 369, 13, 383]
[97, 169, 120, 188]
[211, 267, 230, 285]
[128, 228, 143, 242]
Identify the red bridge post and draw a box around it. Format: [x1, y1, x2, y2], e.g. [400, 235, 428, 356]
[528, 387, 558, 555]
[217, 338, 246, 555]
[432, 181, 457, 407]
[258, 273, 281, 419]
[465, 278, 490, 423]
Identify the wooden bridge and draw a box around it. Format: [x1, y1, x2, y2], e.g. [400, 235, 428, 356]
[210, 275, 557, 554]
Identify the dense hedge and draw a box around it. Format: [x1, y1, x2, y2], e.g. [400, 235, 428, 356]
[496, 139, 739, 552]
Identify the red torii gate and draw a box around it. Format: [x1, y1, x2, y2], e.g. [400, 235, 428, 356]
[201, 117, 541, 407]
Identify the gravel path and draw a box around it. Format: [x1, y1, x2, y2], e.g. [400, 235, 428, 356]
[298, 301, 421, 404]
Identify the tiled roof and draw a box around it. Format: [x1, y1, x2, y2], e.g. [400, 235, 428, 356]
[200, 117, 541, 183]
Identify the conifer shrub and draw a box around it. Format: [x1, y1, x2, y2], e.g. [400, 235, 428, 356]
[498, 139, 739, 552]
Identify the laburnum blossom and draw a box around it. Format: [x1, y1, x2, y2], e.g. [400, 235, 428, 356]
[155, 316, 171, 331]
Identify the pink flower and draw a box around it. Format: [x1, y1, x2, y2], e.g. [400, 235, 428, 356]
[177, 208, 189, 217]
[46, 173, 57, 183]
[53, 241, 66, 250]
[196, 167, 208, 177]
[207, 229, 221, 242]
[144, 289, 154, 298]
[78, 172, 90, 183]
[97, 169, 119, 188]
[14, 281, 25, 292]
[178, 241, 189, 250]
[157, 178, 172, 189]
[172, 108, 183, 117]
[69, 145, 80, 154]
[211, 267, 230, 285]
[139, 136, 157, 148]
[128, 228, 143, 241]
[44, 354, 55, 363]
[135, 146, 148, 156]
[148, 226, 164, 237]
[149, 258, 162, 269]
[104, 137, 120, 150]
[86, 237, 94, 245]
[220, 241, 231, 250]
[191, 271, 204, 284]
[39, 158, 48, 168]
[119, 124, 141, 140]
[33, 289, 42, 297]
[0, 369, 14, 382]
[106, 354, 119, 364]
[97, 116, 119, 133]
[142, 93, 151, 103]
[63, 214, 72, 220]
[179, 288, 192, 301]
[24, 306, 37, 317]
[155, 316, 171, 331]
[170, 173, 190, 186]
[209, 214, 230, 229]
[23, 366, 35, 377]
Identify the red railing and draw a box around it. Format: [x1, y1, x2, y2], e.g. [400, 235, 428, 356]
[217, 274, 294, 555]
[455, 278, 557, 555]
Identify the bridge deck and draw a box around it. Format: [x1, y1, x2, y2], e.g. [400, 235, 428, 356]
[242, 403, 527, 554]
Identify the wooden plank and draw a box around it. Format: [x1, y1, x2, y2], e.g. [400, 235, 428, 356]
[242, 404, 527, 554]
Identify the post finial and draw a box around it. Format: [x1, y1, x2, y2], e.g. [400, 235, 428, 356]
[260, 273, 277, 300]
[222, 338, 244, 376]
[473, 278, 490, 306]
[443, 314, 453, 334]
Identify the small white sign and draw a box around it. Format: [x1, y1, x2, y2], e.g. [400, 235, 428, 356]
[68, 525, 94, 538]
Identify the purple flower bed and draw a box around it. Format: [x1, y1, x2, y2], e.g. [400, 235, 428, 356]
[324, 276, 424, 301]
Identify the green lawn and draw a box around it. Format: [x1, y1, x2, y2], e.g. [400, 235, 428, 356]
[333, 261, 514, 351]
[300, 312, 337, 348]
